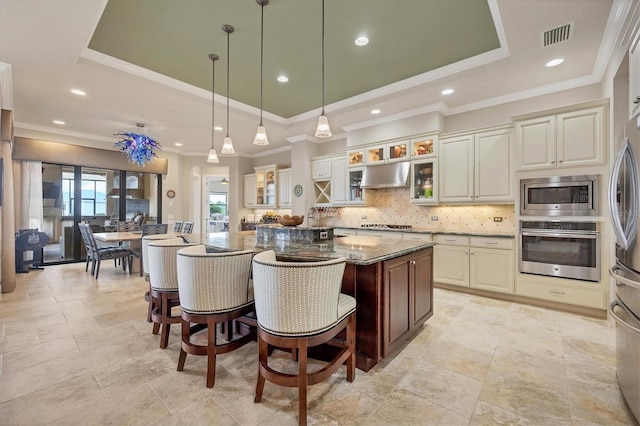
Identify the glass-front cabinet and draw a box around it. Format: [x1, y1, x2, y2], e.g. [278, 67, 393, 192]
[254, 165, 279, 208]
[410, 159, 438, 205]
[347, 149, 365, 167]
[365, 140, 409, 165]
[411, 135, 437, 158]
[347, 168, 365, 204]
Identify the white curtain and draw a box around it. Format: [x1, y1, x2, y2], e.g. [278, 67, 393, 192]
[20, 160, 43, 231]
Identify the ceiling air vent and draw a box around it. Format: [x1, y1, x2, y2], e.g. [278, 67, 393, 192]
[543, 23, 571, 47]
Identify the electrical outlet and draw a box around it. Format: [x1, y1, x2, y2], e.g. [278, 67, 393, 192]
[361, 215, 367, 219]
[431, 216, 438, 221]
[493, 217, 503, 222]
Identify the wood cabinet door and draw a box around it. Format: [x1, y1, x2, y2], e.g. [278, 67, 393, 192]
[412, 248, 433, 327]
[556, 106, 604, 168]
[434, 245, 469, 287]
[439, 135, 474, 202]
[474, 128, 513, 202]
[515, 115, 555, 171]
[383, 254, 411, 356]
[469, 247, 514, 294]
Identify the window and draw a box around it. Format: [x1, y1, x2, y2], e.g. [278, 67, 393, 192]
[209, 192, 228, 217]
[62, 170, 107, 216]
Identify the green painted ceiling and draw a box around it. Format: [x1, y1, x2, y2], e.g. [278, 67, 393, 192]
[89, 0, 499, 119]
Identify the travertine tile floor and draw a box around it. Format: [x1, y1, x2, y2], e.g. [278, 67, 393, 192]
[0, 263, 635, 425]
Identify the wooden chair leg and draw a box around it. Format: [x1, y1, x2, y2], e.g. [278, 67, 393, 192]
[347, 315, 356, 382]
[225, 320, 233, 341]
[160, 293, 171, 349]
[255, 335, 267, 403]
[177, 319, 189, 371]
[206, 317, 217, 388]
[298, 341, 308, 426]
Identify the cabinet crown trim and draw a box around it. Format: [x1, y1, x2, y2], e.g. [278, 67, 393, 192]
[439, 123, 513, 140]
[511, 98, 609, 122]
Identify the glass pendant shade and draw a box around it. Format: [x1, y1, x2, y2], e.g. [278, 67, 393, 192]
[315, 114, 332, 138]
[221, 136, 235, 154]
[207, 148, 219, 163]
[253, 125, 269, 146]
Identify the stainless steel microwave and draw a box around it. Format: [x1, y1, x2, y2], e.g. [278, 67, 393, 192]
[520, 175, 598, 216]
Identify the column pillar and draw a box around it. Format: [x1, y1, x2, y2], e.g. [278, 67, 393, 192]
[1, 111, 16, 293]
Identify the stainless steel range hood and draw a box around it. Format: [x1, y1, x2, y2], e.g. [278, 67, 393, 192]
[360, 162, 410, 189]
[107, 188, 144, 199]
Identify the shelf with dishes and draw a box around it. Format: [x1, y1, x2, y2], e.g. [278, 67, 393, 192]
[410, 158, 438, 205]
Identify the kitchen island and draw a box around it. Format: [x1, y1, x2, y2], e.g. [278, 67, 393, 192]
[188, 231, 436, 371]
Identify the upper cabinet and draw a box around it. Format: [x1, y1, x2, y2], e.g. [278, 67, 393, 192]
[278, 168, 292, 208]
[312, 158, 332, 180]
[243, 174, 257, 208]
[515, 105, 605, 171]
[365, 140, 409, 165]
[254, 165, 281, 208]
[630, 43, 640, 119]
[347, 149, 365, 167]
[410, 158, 438, 205]
[410, 135, 437, 159]
[439, 127, 513, 203]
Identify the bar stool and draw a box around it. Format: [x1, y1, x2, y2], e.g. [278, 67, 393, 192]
[176, 245, 255, 388]
[147, 237, 198, 348]
[251, 250, 356, 426]
[142, 232, 174, 330]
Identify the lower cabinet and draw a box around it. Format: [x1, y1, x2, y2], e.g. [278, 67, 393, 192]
[383, 248, 433, 356]
[434, 235, 515, 293]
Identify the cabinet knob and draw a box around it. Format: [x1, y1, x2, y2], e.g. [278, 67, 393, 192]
[558, 159, 563, 163]
[634, 96, 640, 104]
[551, 160, 555, 164]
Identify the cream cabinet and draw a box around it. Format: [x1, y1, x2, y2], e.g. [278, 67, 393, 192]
[630, 43, 640, 119]
[365, 140, 409, 165]
[410, 158, 438, 205]
[469, 237, 514, 294]
[312, 158, 332, 179]
[515, 105, 605, 171]
[410, 135, 437, 159]
[434, 235, 515, 293]
[278, 168, 292, 208]
[243, 174, 256, 208]
[254, 165, 281, 208]
[439, 127, 513, 203]
[433, 235, 470, 287]
[332, 156, 348, 205]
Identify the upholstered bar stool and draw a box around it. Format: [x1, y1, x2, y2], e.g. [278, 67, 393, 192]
[251, 250, 356, 426]
[142, 232, 174, 329]
[147, 237, 198, 348]
[176, 245, 255, 388]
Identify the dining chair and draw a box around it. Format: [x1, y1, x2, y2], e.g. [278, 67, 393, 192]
[78, 223, 131, 279]
[182, 221, 194, 234]
[118, 221, 138, 232]
[251, 250, 356, 426]
[172, 221, 183, 233]
[176, 244, 255, 388]
[147, 237, 198, 348]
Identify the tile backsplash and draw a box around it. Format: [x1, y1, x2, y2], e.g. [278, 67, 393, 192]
[322, 188, 516, 234]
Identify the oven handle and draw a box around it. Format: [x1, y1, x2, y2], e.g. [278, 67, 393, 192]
[609, 265, 640, 291]
[609, 300, 640, 335]
[521, 231, 597, 239]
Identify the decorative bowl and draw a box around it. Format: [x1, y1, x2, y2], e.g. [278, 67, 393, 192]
[277, 215, 304, 226]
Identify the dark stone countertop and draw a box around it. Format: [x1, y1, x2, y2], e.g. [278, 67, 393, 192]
[185, 232, 435, 266]
[335, 226, 515, 239]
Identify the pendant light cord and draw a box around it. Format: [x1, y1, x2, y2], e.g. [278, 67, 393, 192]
[321, 0, 325, 115]
[211, 55, 216, 150]
[226, 28, 230, 138]
[259, 1, 264, 126]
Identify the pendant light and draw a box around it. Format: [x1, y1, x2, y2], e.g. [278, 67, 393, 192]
[253, 0, 269, 146]
[207, 53, 220, 163]
[315, 0, 332, 138]
[221, 24, 235, 155]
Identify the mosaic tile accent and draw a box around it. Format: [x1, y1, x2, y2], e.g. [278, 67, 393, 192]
[323, 188, 516, 233]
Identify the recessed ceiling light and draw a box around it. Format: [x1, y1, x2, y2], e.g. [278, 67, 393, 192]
[546, 58, 564, 67]
[53, 120, 65, 125]
[370, 109, 381, 115]
[70, 89, 86, 96]
[277, 75, 289, 83]
[441, 88, 454, 95]
[174, 142, 183, 147]
[214, 126, 223, 131]
[355, 36, 369, 46]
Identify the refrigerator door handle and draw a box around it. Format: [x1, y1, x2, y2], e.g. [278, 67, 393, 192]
[609, 300, 640, 335]
[608, 138, 639, 250]
[610, 265, 640, 291]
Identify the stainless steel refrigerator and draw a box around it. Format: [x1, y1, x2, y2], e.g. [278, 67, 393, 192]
[609, 113, 640, 422]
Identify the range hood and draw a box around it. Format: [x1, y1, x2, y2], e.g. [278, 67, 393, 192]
[360, 162, 410, 189]
[107, 188, 144, 199]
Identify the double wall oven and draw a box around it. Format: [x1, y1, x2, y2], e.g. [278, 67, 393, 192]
[518, 175, 600, 282]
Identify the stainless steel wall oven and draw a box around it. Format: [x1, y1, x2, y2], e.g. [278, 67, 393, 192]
[519, 221, 600, 282]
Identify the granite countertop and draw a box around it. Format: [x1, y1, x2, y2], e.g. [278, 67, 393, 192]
[335, 226, 515, 239]
[185, 232, 435, 266]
